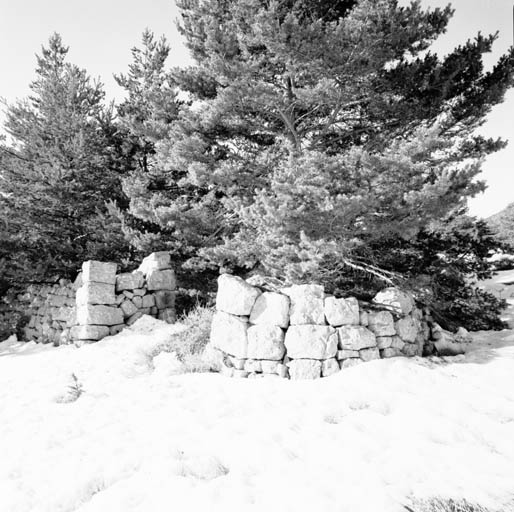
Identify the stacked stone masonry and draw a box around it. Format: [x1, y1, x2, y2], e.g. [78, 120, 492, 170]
[209, 274, 434, 380]
[21, 252, 177, 345]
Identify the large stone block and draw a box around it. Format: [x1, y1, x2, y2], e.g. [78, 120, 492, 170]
[282, 284, 325, 325]
[249, 292, 290, 328]
[338, 325, 376, 351]
[137, 251, 172, 276]
[71, 325, 110, 341]
[395, 316, 418, 343]
[216, 274, 261, 316]
[142, 294, 155, 308]
[146, 269, 176, 291]
[359, 347, 380, 362]
[324, 296, 359, 326]
[373, 287, 414, 315]
[247, 324, 286, 360]
[76, 305, 123, 326]
[82, 261, 117, 285]
[120, 300, 138, 318]
[367, 310, 396, 336]
[76, 282, 115, 306]
[115, 271, 145, 292]
[322, 358, 340, 377]
[287, 359, 321, 380]
[154, 290, 176, 309]
[210, 311, 249, 359]
[284, 325, 337, 359]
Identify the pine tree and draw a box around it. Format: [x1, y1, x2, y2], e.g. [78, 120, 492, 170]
[0, 34, 130, 290]
[120, 1, 514, 325]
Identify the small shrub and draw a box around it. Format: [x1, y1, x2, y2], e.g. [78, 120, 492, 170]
[56, 373, 84, 403]
[151, 304, 216, 373]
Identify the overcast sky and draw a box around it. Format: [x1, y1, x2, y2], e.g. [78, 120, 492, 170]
[0, 0, 512, 218]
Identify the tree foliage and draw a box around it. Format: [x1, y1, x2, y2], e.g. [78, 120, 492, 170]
[0, 34, 130, 292]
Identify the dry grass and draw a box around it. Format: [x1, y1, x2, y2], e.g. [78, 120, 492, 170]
[405, 498, 502, 512]
[150, 304, 217, 373]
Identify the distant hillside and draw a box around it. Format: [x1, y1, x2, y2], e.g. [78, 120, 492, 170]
[488, 202, 514, 248]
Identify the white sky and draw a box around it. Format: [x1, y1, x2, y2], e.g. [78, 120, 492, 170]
[0, 0, 512, 218]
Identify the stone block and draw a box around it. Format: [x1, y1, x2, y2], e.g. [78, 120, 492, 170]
[359, 310, 369, 326]
[120, 300, 138, 319]
[282, 284, 325, 325]
[244, 359, 262, 373]
[287, 359, 321, 380]
[249, 292, 290, 328]
[133, 288, 146, 296]
[322, 358, 340, 377]
[402, 344, 421, 357]
[82, 261, 117, 285]
[260, 360, 279, 374]
[123, 290, 134, 299]
[110, 324, 125, 336]
[391, 336, 405, 350]
[395, 316, 418, 343]
[216, 274, 261, 316]
[373, 287, 414, 315]
[376, 336, 393, 349]
[380, 348, 402, 358]
[229, 357, 246, 370]
[359, 347, 380, 362]
[126, 311, 143, 326]
[337, 349, 359, 360]
[158, 308, 176, 324]
[146, 269, 176, 291]
[115, 271, 145, 292]
[132, 296, 143, 309]
[247, 324, 286, 360]
[48, 294, 67, 307]
[210, 311, 249, 359]
[142, 294, 155, 308]
[76, 305, 123, 326]
[340, 358, 363, 369]
[76, 282, 115, 306]
[338, 325, 376, 351]
[210, 311, 248, 359]
[71, 325, 110, 341]
[324, 296, 359, 326]
[367, 310, 396, 336]
[138, 251, 172, 276]
[284, 325, 337, 359]
[154, 291, 176, 310]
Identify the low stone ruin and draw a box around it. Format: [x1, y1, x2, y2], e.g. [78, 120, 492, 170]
[208, 274, 463, 379]
[21, 252, 177, 345]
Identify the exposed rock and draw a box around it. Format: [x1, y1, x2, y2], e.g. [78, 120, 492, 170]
[120, 300, 138, 319]
[244, 359, 262, 373]
[247, 324, 286, 360]
[82, 261, 117, 285]
[359, 347, 380, 362]
[402, 344, 421, 357]
[322, 358, 340, 377]
[210, 311, 249, 359]
[146, 269, 176, 291]
[154, 290, 176, 310]
[455, 327, 472, 343]
[324, 296, 359, 326]
[380, 348, 402, 358]
[245, 274, 285, 292]
[284, 325, 337, 359]
[115, 272, 145, 292]
[216, 274, 261, 316]
[249, 292, 290, 328]
[373, 287, 414, 315]
[338, 325, 376, 351]
[395, 316, 419, 343]
[340, 358, 362, 369]
[282, 284, 325, 325]
[76, 305, 124, 326]
[109, 324, 125, 336]
[367, 310, 396, 336]
[70, 325, 110, 341]
[158, 308, 176, 324]
[287, 359, 322, 380]
[337, 349, 359, 360]
[260, 360, 279, 374]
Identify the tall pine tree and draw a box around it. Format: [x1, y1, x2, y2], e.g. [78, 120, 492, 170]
[0, 34, 130, 290]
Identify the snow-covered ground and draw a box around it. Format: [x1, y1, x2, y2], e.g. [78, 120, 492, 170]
[1, 313, 514, 511]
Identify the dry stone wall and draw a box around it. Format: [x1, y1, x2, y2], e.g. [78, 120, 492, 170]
[20, 252, 177, 346]
[209, 274, 433, 380]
